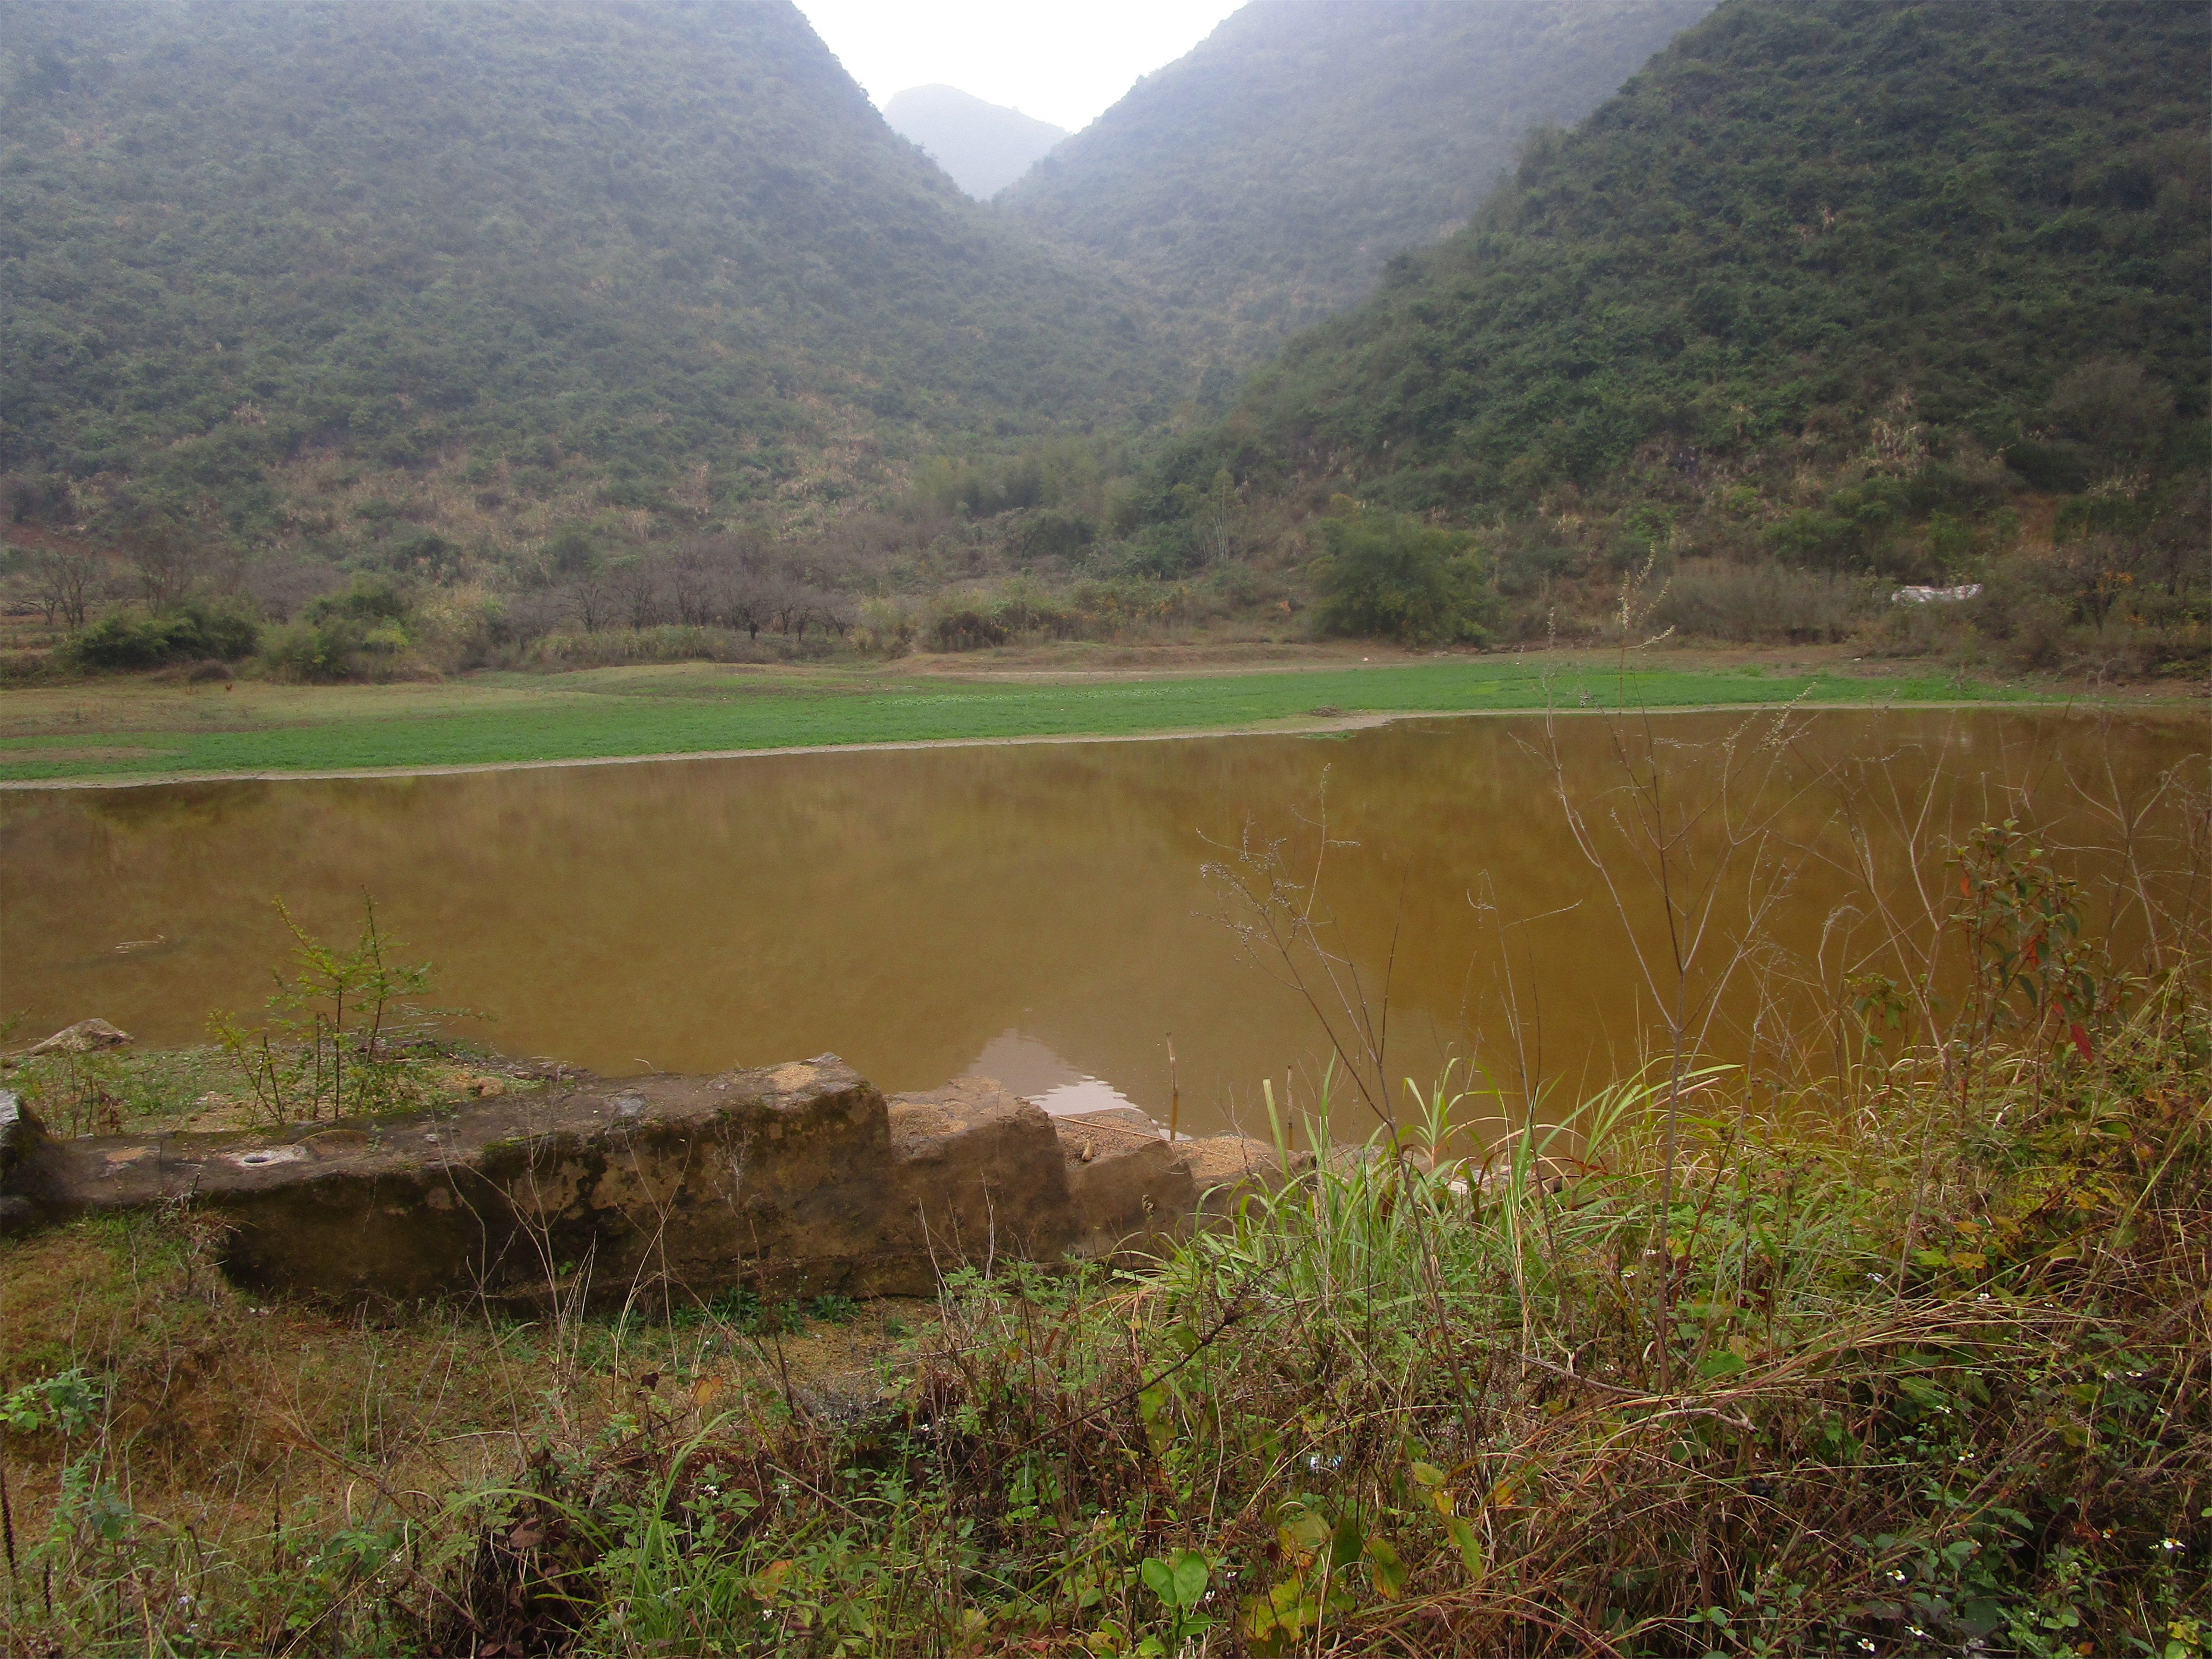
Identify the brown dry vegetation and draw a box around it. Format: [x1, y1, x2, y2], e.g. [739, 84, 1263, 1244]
[0, 1209, 936, 1651]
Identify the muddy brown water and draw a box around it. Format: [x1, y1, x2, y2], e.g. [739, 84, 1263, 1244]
[4, 709, 2203, 1142]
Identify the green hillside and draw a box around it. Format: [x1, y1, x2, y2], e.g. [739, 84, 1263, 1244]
[1120, 0, 2209, 667]
[0, 1, 1164, 554]
[1000, 0, 1717, 367]
[1225, 0, 2208, 501]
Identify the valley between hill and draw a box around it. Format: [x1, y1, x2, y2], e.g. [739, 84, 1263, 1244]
[2, 4, 2208, 1654]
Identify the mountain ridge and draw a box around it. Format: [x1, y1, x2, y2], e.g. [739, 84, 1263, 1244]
[1107, 0, 2209, 663]
[1001, 0, 1720, 366]
[0, 0, 1167, 556]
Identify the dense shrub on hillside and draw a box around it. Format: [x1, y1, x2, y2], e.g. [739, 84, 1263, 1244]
[1310, 511, 1494, 645]
[928, 609, 1010, 653]
[65, 605, 257, 670]
[1651, 560, 1881, 644]
[257, 579, 419, 681]
[1232, 0, 2208, 503]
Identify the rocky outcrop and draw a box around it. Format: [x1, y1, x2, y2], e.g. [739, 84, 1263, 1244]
[0, 1058, 1294, 1305]
[25, 1019, 132, 1057]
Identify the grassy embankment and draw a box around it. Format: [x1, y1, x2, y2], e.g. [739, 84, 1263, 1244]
[1, 783, 2204, 1656]
[0, 651, 2061, 785]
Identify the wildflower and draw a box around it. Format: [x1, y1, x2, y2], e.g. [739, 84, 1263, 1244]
[2157, 1537, 2183, 1554]
[1887, 1569, 1908, 1584]
[1858, 1639, 1877, 1652]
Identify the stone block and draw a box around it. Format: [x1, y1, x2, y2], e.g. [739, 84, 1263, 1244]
[0, 1057, 1305, 1306]
[1054, 1111, 1196, 1266]
[885, 1076, 1076, 1288]
[9, 1056, 899, 1306]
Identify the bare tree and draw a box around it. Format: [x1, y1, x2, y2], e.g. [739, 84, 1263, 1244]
[666, 543, 719, 627]
[500, 588, 571, 645]
[720, 570, 771, 640]
[127, 520, 203, 610]
[26, 543, 105, 629]
[244, 556, 342, 622]
[766, 573, 817, 638]
[808, 590, 857, 638]
[565, 569, 616, 632]
[609, 555, 663, 629]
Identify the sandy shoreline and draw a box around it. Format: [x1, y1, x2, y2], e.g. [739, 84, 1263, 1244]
[2, 696, 2190, 792]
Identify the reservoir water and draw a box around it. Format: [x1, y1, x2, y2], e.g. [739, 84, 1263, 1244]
[4, 708, 2202, 1141]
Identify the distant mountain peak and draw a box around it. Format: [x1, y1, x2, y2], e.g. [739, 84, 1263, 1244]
[884, 84, 1067, 199]
[1001, 0, 1719, 359]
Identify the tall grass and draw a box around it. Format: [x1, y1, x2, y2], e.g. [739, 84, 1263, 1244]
[408, 992, 2199, 1659]
[1650, 560, 1884, 645]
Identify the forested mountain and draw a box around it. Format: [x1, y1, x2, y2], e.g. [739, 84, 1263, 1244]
[0, 0, 1164, 556]
[1120, 0, 2208, 660]
[1000, 0, 1718, 366]
[884, 85, 1065, 200]
[1, 0, 2202, 679]
[1226, 0, 2208, 503]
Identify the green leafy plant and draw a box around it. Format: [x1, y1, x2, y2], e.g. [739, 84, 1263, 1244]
[1951, 819, 2123, 1056]
[208, 896, 440, 1123]
[1134, 1547, 1213, 1653]
[1, 1368, 105, 1436]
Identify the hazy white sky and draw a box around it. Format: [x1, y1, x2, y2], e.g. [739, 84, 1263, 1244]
[793, 0, 1247, 134]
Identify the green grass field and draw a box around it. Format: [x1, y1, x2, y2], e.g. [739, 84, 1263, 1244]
[0, 657, 2046, 784]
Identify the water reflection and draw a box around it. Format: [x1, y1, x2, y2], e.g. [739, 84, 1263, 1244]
[2, 709, 2201, 1139]
[966, 1030, 1148, 1118]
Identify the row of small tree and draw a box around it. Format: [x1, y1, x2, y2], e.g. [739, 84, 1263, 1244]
[9, 517, 219, 631]
[531, 534, 855, 639]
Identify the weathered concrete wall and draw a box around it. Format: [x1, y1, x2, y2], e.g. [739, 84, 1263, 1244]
[0, 1058, 1292, 1306]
